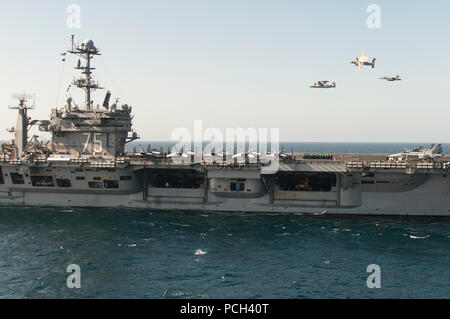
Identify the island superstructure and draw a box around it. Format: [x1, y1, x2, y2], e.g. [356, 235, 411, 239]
[0, 37, 449, 216]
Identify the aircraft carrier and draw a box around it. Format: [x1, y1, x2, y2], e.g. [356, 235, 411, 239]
[1, 37, 449, 216]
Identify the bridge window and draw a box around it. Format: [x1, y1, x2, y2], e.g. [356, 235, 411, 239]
[76, 176, 85, 180]
[11, 173, 25, 184]
[56, 179, 72, 187]
[120, 176, 132, 181]
[93, 177, 102, 181]
[31, 176, 55, 187]
[103, 180, 119, 189]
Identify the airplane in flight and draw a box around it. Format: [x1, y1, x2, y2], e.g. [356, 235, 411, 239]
[388, 144, 444, 161]
[350, 52, 376, 70]
[379, 75, 401, 81]
[310, 80, 336, 88]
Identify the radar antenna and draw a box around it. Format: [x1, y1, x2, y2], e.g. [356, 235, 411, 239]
[8, 93, 36, 157]
[68, 35, 103, 110]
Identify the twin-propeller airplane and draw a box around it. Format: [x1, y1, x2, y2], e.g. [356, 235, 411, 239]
[350, 52, 376, 70]
[309, 80, 336, 89]
[310, 52, 402, 88]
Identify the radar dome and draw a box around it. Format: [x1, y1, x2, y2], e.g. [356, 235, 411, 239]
[82, 39, 95, 50]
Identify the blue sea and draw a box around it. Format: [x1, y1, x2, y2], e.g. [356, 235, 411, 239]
[0, 143, 449, 299]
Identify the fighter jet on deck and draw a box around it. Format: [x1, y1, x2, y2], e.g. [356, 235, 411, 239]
[310, 80, 336, 88]
[388, 144, 444, 161]
[350, 52, 376, 70]
[379, 75, 401, 81]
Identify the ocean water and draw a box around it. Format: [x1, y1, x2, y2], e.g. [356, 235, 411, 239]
[0, 142, 449, 299]
[0, 208, 449, 299]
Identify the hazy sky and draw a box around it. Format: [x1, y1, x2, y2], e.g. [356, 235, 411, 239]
[0, 0, 449, 142]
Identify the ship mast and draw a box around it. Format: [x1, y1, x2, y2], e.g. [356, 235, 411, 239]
[68, 35, 103, 110]
[9, 94, 35, 158]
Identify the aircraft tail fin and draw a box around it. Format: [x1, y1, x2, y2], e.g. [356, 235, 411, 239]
[432, 144, 443, 154]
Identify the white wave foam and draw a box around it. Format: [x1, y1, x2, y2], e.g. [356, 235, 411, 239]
[194, 249, 207, 256]
[409, 235, 430, 239]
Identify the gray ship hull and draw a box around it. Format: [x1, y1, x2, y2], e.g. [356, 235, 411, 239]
[0, 159, 448, 216]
